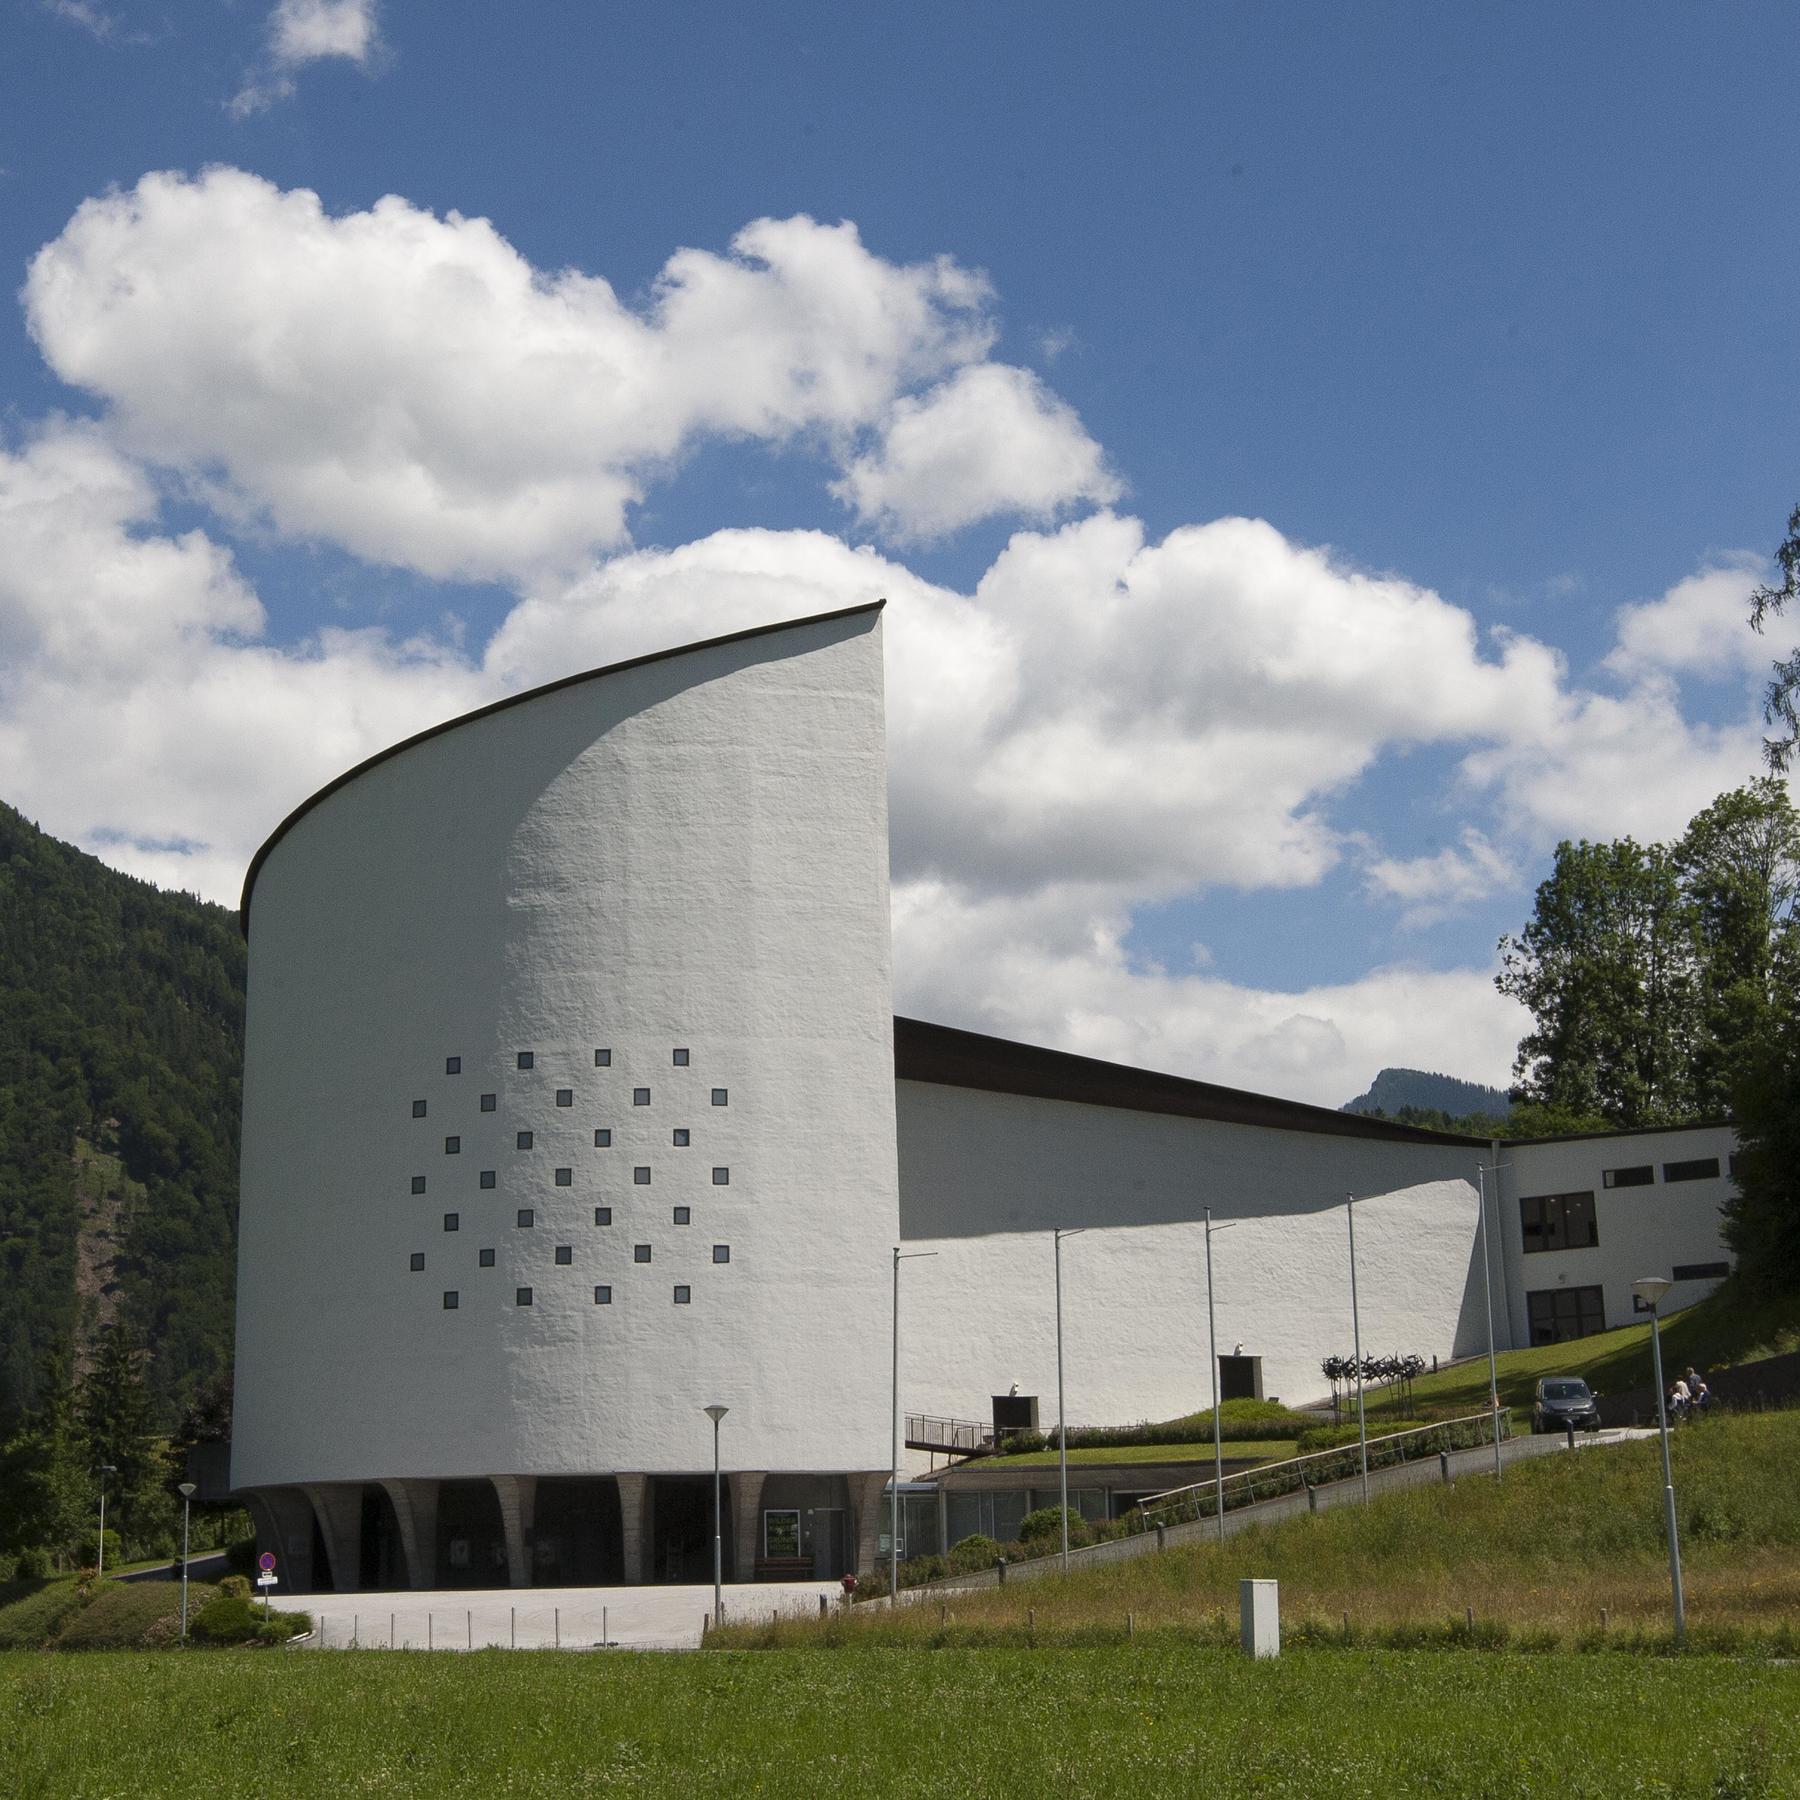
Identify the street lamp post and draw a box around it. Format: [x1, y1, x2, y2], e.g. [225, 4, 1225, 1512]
[1475, 1164, 1504, 1478]
[1053, 1228, 1086, 1572]
[703, 1405, 728, 1630]
[1632, 1276, 1687, 1645]
[177, 1481, 197, 1644]
[1345, 1197, 1370, 1504]
[96, 1465, 116, 1579]
[891, 1247, 937, 1605]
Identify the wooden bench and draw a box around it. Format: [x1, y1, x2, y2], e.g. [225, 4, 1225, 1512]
[752, 1556, 816, 1582]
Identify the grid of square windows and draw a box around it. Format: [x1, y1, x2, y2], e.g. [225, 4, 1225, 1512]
[444, 1136, 461, 1155]
[1519, 1191, 1598, 1253]
[445, 1057, 461, 1075]
[594, 1048, 611, 1067]
[634, 1244, 651, 1263]
[594, 1129, 612, 1147]
[443, 1291, 459, 1310]
[673, 1206, 690, 1225]
[673, 1048, 690, 1066]
[409, 1252, 424, 1272]
[594, 1285, 612, 1304]
[673, 1129, 689, 1146]
[594, 1206, 612, 1226]
[479, 1248, 495, 1268]
[633, 1087, 651, 1106]
[412, 1099, 427, 1118]
[554, 1245, 572, 1265]
[443, 1213, 459, 1232]
[517, 1052, 535, 1070]
[516, 1287, 533, 1306]
[411, 1175, 426, 1195]
[555, 1168, 572, 1186]
[673, 1285, 691, 1304]
[633, 1167, 651, 1185]
[517, 1208, 535, 1228]
[712, 1167, 729, 1185]
[480, 1170, 496, 1189]
[556, 1089, 573, 1107]
[713, 1244, 730, 1264]
[516, 1131, 533, 1150]
[711, 1088, 728, 1106]
[480, 1093, 497, 1112]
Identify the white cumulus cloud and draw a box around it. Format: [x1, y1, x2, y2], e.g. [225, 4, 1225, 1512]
[270, 0, 379, 65]
[1364, 829, 1517, 927]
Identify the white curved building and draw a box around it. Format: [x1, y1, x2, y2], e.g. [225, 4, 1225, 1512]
[232, 601, 1739, 1592]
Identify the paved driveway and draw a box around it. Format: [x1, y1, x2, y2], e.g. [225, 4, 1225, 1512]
[300, 1581, 839, 1651]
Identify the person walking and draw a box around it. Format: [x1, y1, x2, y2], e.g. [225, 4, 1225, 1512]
[1670, 1376, 1691, 1422]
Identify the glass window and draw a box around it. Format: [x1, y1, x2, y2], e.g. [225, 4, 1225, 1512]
[479, 1248, 495, 1268]
[673, 1048, 690, 1066]
[1526, 1285, 1605, 1345]
[516, 1287, 533, 1306]
[673, 1206, 690, 1225]
[1518, 1191, 1598, 1253]
[445, 1057, 461, 1075]
[444, 1136, 460, 1155]
[594, 1285, 612, 1304]
[633, 1166, 651, 1185]
[409, 1252, 424, 1272]
[594, 1048, 611, 1067]
[1664, 1158, 1721, 1183]
[594, 1206, 612, 1226]
[1673, 1261, 1730, 1281]
[443, 1213, 459, 1232]
[633, 1087, 651, 1106]
[764, 1510, 800, 1558]
[711, 1088, 728, 1106]
[713, 1244, 730, 1264]
[517, 1052, 534, 1070]
[554, 1245, 572, 1265]
[516, 1208, 535, 1228]
[480, 1093, 496, 1112]
[673, 1285, 691, 1305]
[516, 1131, 533, 1150]
[673, 1129, 689, 1146]
[555, 1168, 572, 1186]
[411, 1176, 426, 1195]
[556, 1089, 573, 1108]
[443, 1291, 459, 1310]
[633, 1244, 651, 1263]
[712, 1167, 729, 1186]
[1603, 1165, 1654, 1188]
[412, 1099, 427, 1118]
[480, 1170, 496, 1190]
[594, 1128, 612, 1147]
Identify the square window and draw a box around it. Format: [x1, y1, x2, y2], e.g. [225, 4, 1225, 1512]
[555, 1167, 572, 1186]
[444, 1136, 461, 1155]
[711, 1088, 728, 1106]
[594, 1285, 612, 1305]
[517, 1208, 535, 1228]
[594, 1206, 612, 1226]
[411, 1175, 426, 1195]
[445, 1057, 461, 1075]
[556, 1089, 573, 1108]
[516, 1131, 533, 1150]
[673, 1285, 691, 1305]
[673, 1048, 690, 1066]
[712, 1167, 729, 1186]
[480, 1093, 496, 1112]
[594, 1128, 612, 1147]
[554, 1244, 572, 1265]
[633, 1166, 651, 1185]
[443, 1213, 459, 1232]
[594, 1048, 611, 1067]
[443, 1291, 459, 1310]
[633, 1243, 651, 1263]
[516, 1287, 533, 1306]
[633, 1087, 651, 1106]
[673, 1206, 690, 1225]
[409, 1252, 425, 1272]
[713, 1244, 730, 1264]
[479, 1248, 495, 1268]
[517, 1052, 535, 1070]
[480, 1170, 496, 1189]
[412, 1099, 427, 1118]
[673, 1129, 689, 1147]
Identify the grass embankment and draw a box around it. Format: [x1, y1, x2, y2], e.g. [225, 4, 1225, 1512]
[725, 1410, 1800, 1651]
[2, 1648, 1796, 1798]
[0, 1577, 220, 1650]
[995, 1437, 1297, 1468]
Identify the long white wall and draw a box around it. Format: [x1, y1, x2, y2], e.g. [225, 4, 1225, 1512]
[233, 609, 898, 1490]
[894, 1081, 1497, 1426]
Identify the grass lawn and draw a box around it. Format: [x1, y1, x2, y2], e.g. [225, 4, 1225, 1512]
[993, 1437, 1295, 1468]
[2, 1646, 1797, 1798]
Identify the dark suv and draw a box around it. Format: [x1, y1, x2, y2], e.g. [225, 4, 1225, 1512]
[1533, 1376, 1601, 1434]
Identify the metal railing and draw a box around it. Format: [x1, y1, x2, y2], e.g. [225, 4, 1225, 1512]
[1135, 1409, 1509, 1530]
[904, 1413, 990, 1455]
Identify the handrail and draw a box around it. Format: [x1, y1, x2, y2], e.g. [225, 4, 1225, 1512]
[1135, 1408, 1507, 1529]
[904, 1413, 991, 1453]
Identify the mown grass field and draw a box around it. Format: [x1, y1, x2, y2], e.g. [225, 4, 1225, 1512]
[725, 1410, 1800, 1651]
[2, 1645, 1797, 1798]
[988, 1436, 1296, 1467]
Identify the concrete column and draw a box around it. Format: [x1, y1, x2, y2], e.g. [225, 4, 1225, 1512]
[300, 1482, 364, 1594]
[490, 1475, 538, 1589]
[379, 1478, 439, 1591]
[731, 1471, 768, 1580]
[847, 1469, 890, 1578]
[244, 1488, 316, 1593]
[616, 1473, 649, 1584]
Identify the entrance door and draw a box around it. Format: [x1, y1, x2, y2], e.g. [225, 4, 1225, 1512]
[809, 1507, 847, 1580]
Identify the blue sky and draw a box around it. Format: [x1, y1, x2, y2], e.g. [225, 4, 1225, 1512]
[2, 1, 1795, 1103]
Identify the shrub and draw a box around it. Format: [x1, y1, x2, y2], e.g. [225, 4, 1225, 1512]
[1018, 1507, 1092, 1548]
[1295, 1418, 1424, 1455]
[18, 1547, 54, 1580]
[946, 1534, 1002, 1574]
[190, 1591, 310, 1646]
[223, 1536, 260, 1577]
[218, 1573, 252, 1601]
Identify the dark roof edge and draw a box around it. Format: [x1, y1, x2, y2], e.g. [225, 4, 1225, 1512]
[238, 600, 886, 936]
[1499, 1118, 1733, 1148]
[892, 1015, 1492, 1148]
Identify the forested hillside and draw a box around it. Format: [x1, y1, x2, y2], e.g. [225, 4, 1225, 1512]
[0, 803, 244, 1437]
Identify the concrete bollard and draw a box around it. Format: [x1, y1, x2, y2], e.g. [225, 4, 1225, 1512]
[1155, 1523, 1167, 1551]
[1439, 1450, 1450, 1485]
[996, 1557, 1008, 1585]
[819, 1594, 829, 1619]
[1240, 1579, 1279, 1659]
[1305, 1480, 1317, 1514]
[465, 1610, 471, 1651]
[1566, 1424, 1576, 1452]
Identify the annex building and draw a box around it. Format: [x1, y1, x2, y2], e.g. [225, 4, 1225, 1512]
[230, 604, 1737, 1592]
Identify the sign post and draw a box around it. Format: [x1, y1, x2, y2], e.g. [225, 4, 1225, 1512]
[257, 1551, 278, 1619]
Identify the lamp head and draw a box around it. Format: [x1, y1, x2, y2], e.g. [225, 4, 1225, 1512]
[1632, 1275, 1673, 1310]
[99, 1464, 117, 1476]
[178, 1482, 197, 1499]
[703, 1403, 729, 1424]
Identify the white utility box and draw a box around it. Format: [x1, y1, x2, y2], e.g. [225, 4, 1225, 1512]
[1239, 1577, 1279, 1658]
